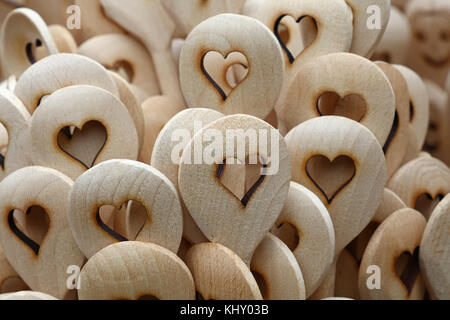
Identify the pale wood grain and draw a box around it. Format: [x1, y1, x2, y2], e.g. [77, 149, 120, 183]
[281, 53, 396, 145]
[78, 241, 195, 300]
[79, 33, 160, 96]
[0, 166, 85, 299]
[179, 115, 291, 265]
[179, 13, 284, 120]
[359, 208, 427, 300]
[251, 233, 306, 300]
[419, 194, 450, 300]
[151, 108, 223, 244]
[185, 242, 262, 300]
[271, 182, 335, 298]
[0, 7, 58, 77]
[30, 85, 138, 180]
[14, 53, 119, 115]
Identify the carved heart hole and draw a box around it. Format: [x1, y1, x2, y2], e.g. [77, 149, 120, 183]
[395, 247, 420, 294]
[110, 60, 135, 83]
[414, 193, 444, 220]
[25, 38, 44, 64]
[57, 120, 107, 169]
[0, 123, 9, 171]
[201, 51, 249, 101]
[217, 156, 267, 207]
[8, 206, 50, 255]
[272, 222, 300, 251]
[274, 15, 317, 64]
[383, 111, 399, 154]
[97, 200, 147, 241]
[316, 92, 367, 122]
[306, 155, 356, 204]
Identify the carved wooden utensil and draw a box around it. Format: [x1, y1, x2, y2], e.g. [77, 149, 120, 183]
[359, 208, 427, 300]
[101, 0, 184, 104]
[79, 33, 161, 97]
[68, 160, 183, 259]
[281, 53, 396, 144]
[0, 166, 85, 300]
[420, 194, 450, 300]
[151, 108, 224, 245]
[271, 182, 335, 298]
[186, 242, 262, 300]
[14, 53, 119, 115]
[1, 7, 57, 78]
[285, 116, 386, 298]
[78, 241, 195, 300]
[180, 13, 284, 120]
[388, 156, 450, 220]
[179, 114, 291, 266]
[0, 88, 32, 182]
[29, 85, 139, 180]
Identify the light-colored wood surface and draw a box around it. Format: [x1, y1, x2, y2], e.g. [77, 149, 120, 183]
[251, 233, 306, 300]
[394, 64, 430, 155]
[162, 0, 245, 37]
[419, 194, 450, 300]
[271, 182, 334, 298]
[79, 33, 160, 96]
[35, 24, 77, 61]
[14, 53, 119, 115]
[139, 95, 185, 164]
[1, 7, 58, 78]
[345, 0, 390, 57]
[78, 241, 195, 300]
[179, 115, 290, 265]
[250, 0, 353, 124]
[0, 166, 85, 300]
[151, 108, 223, 245]
[349, 188, 407, 262]
[29, 85, 138, 180]
[371, 7, 411, 64]
[186, 242, 262, 300]
[108, 71, 145, 149]
[281, 53, 395, 145]
[0, 88, 32, 181]
[68, 160, 183, 258]
[359, 208, 427, 300]
[72, 0, 125, 44]
[0, 246, 29, 294]
[374, 61, 410, 180]
[180, 13, 284, 120]
[25, 0, 71, 25]
[388, 156, 450, 220]
[285, 116, 386, 256]
[101, 0, 184, 104]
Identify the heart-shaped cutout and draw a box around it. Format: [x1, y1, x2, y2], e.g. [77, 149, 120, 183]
[316, 92, 367, 122]
[414, 193, 444, 220]
[201, 51, 249, 101]
[25, 38, 42, 65]
[8, 206, 50, 255]
[395, 248, 420, 294]
[110, 60, 134, 83]
[217, 157, 267, 207]
[57, 120, 107, 169]
[274, 15, 317, 64]
[97, 200, 147, 242]
[306, 155, 356, 204]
